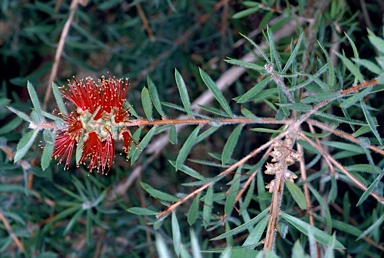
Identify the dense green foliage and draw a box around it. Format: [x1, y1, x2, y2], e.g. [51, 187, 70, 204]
[0, 1, 383, 257]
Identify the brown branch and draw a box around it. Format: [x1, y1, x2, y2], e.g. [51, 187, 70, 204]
[136, 3, 154, 41]
[299, 133, 384, 204]
[0, 211, 25, 253]
[156, 134, 285, 220]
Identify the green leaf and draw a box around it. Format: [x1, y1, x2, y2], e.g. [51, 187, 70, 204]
[356, 171, 383, 206]
[239, 32, 270, 63]
[211, 208, 269, 240]
[141, 87, 153, 120]
[127, 207, 158, 216]
[225, 58, 264, 72]
[222, 125, 243, 165]
[172, 211, 181, 256]
[242, 216, 269, 247]
[147, 76, 165, 117]
[52, 82, 68, 116]
[340, 86, 372, 109]
[353, 58, 382, 75]
[334, 51, 364, 83]
[7, 106, 32, 123]
[187, 193, 200, 226]
[357, 212, 384, 240]
[41, 141, 54, 171]
[360, 100, 382, 145]
[175, 126, 200, 170]
[367, 29, 384, 54]
[168, 125, 178, 144]
[203, 184, 213, 228]
[318, 41, 335, 89]
[199, 68, 233, 117]
[239, 177, 255, 214]
[346, 164, 381, 174]
[190, 228, 202, 258]
[130, 126, 157, 164]
[308, 185, 332, 234]
[0, 117, 23, 135]
[232, 6, 259, 19]
[224, 168, 241, 216]
[27, 81, 43, 123]
[281, 212, 344, 249]
[301, 92, 339, 104]
[267, 26, 282, 71]
[283, 32, 303, 73]
[175, 69, 193, 118]
[141, 182, 179, 203]
[285, 181, 307, 210]
[277, 103, 312, 112]
[14, 130, 40, 163]
[237, 78, 270, 103]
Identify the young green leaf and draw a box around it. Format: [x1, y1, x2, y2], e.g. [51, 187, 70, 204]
[127, 207, 158, 216]
[168, 125, 178, 145]
[267, 26, 282, 71]
[285, 181, 307, 210]
[340, 86, 372, 109]
[224, 168, 241, 216]
[239, 177, 255, 214]
[14, 129, 40, 163]
[242, 216, 269, 247]
[237, 78, 270, 103]
[283, 32, 303, 73]
[7, 106, 32, 123]
[225, 58, 264, 72]
[175, 126, 200, 170]
[360, 100, 382, 145]
[222, 125, 243, 165]
[187, 193, 200, 226]
[141, 87, 153, 120]
[239, 32, 270, 63]
[318, 41, 335, 89]
[147, 76, 166, 117]
[175, 69, 193, 118]
[367, 29, 384, 54]
[308, 185, 332, 234]
[357, 212, 384, 241]
[281, 212, 344, 249]
[140, 182, 179, 203]
[27, 81, 43, 123]
[334, 51, 364, 83]
[353, 58, 382, 75]
[203, 184, 213, 228]
[356, 171, 383, 206]
[232, 6, 259, 19]
[199, 68, 233, 117]
[52, 82, 68, 116]
[41, 142, 54, 171]
[172, 211, 181, 256]
[211, 208, 270, 241]
[130, 126, 157, 164]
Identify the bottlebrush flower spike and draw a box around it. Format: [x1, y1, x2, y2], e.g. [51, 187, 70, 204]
[52, 75, 134, 174]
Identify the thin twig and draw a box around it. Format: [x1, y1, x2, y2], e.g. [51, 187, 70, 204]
[0, 211, 25, 253]
[299, 133, 384, 204]
[136, 3, 154, 41]
[43, 0, 80, 110]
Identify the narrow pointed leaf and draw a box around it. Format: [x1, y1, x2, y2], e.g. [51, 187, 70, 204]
[172, 211, 181, 256]
[199, 68, 233, 117]
[356, 171, 383, 206]
[168, 125, 178, 144]
[340, 86, 372, 109]
[147, 77, 165, 117]
[281, 212, 344, 249]
[52, 82, 68, 116]
[237, 78, 270, 103]
[27, 81, 43, 123]
[175, 126, 200, 170]
[357, 212, 384, 240]
[175, 69, 193, 118]
[14, 130, 40, 163]
[203, 184, 213, 228]
[7, 106, 32, 123]
[242, 216, 269, 247]
[141, 182, 179, 203]
[285, 181, 307, 210]
[239, 32, 270, 63]
[367, 29, 384, 54]
[187, 193, 200, 225]
[267, 26, 282, 71]
[141, 87, 153, 120]
[222, 125, 243, 165]
[127, 207, 158, 216]
[334, 51, 364, 83]
[225, 58, 264, 72]
[130, 126, 157, 164]
[224, 168, 241, 216]
[283, 32, 303, 73]
[360, 100, 382, 144]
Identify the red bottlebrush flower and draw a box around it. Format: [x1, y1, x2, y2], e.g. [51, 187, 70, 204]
[52, 75, 134, 174]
